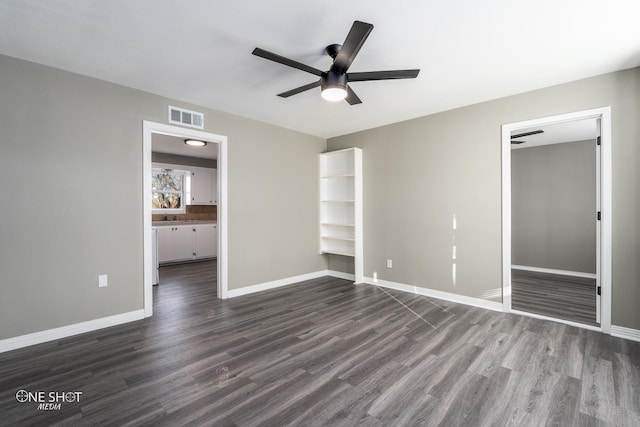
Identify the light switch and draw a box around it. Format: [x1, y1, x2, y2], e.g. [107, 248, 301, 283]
[98, 274, 108, 287]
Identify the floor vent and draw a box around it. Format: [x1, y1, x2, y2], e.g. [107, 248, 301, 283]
[168, 106, 204, 129]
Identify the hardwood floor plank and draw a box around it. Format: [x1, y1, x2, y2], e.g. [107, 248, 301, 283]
[546, 376, 583, 427]
[612, 352, 640, 413]
[1, 260, 639, 426]
[312, 360, 404, 426]
[580, 357, 617, 423]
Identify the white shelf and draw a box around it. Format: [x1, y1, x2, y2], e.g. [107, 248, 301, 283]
[320, 200, 355, 203]
[320, 249, 355, 257]
[321, 236, 356, 242]
[321, 174, 355, 179]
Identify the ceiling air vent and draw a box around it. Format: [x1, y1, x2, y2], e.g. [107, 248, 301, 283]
[168, 106, 204, 129]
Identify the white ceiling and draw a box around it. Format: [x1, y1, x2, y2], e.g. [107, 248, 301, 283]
[153, 133, 218, 159]
[1, 1, 639, 139]
[511, 119, 598, 150]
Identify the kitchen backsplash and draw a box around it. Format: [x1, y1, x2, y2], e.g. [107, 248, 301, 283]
[152, 205, 216, 222]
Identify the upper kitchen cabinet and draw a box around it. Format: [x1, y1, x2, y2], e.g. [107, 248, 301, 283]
[190, 166, 217, 205]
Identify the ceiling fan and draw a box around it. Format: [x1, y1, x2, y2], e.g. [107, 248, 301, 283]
[511, 129, 544, 144]
[252, 20, 420, 105]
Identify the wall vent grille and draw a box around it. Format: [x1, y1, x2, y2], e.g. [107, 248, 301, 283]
[168, 106, 204, 129]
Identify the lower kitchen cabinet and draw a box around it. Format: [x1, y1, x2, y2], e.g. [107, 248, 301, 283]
[157, 225, 193, 263]
[157, 223, 217, 264]
[194, 223, 217, 258]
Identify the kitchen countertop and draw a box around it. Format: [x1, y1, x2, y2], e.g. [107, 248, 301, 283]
[152, 220, 216, 226]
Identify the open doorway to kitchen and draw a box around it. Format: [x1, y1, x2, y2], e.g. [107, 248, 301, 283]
[501, 107, 612, 333]
[143, 121, 228, 318]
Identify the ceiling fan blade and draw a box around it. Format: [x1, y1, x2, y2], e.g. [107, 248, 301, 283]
[333, 21, 374, 73]
[277, 80, 321, 98]
[348, 69, 420, 82]
[345, 86, 362, 105]
[511, 130, 543, 139]
[252, 48, 323, 76]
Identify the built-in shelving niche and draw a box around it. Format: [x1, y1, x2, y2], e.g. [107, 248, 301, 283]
[319, 148, 363, 283]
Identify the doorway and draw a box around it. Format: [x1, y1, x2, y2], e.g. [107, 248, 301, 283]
[143, 121, 228, 318]
[501, 108, 612, 333]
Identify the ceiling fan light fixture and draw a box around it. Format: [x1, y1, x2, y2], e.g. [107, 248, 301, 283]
[321, 87, 347, 102]
[184, 139, 207, 147]
[321, 72, 348, 102]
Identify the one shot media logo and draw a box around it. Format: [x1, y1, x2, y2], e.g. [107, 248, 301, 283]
[15, 389, 82, 411]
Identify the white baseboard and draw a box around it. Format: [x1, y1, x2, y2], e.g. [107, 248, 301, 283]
[611, 325, 640, 343]
[226, 270, 328, 298]
[512, 265, 596, 279]
[510, 309, 602, 332]
[0, 309, 145, 354]
[363, 277, 504, 312]
[327, 270, 356, 281]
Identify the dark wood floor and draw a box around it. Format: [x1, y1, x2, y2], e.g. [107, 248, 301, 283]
[1, 260, 639, 426]
[512, 269, 598, 326]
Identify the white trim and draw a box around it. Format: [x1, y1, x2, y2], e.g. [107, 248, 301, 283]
[327, 270, 356, 281]
[610, 325, 640, 343]
[511, 265, 596, 279]
[0, 310, 145, 354]
[365, 277, 420, 293]
[363, 277, 504, 312]
[226, 270, 328, 298]
[143, 121, 229, 309]
[143, 123, 152, 315]
[599, 108, 612, 333]
[510, 309, 602, 332]
[595, 118, 602, 324]
[353, 148, 364, 284]
[501, 107, 612, 333]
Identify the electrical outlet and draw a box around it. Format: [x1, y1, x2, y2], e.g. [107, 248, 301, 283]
[98, 274, 108, 288]
[386, 259, 393, 269]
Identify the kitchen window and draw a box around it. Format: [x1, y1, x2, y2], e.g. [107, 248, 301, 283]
[152, 168, 188, 214]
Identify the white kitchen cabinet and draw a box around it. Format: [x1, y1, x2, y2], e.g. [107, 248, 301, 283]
[190, 167, 217, 205]
[157, 225, 194, 263]
[157, 223, 217, 264]
[194, 223, 217, 258]
[319, 148, 363, 283]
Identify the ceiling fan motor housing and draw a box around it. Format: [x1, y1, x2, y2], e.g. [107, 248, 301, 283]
[321, 70, 348, 91]
[325, 44, 342, 59]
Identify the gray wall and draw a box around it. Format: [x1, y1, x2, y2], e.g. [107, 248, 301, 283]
[328, 67, 640, 330]
[0, 54, 326, 340]
[511, 140, 596, 273]
[152, 152, 217, 169]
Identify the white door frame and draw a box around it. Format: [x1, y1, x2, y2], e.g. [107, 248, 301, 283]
[501, 107, 612, 333]
[143, 121, 229, 317]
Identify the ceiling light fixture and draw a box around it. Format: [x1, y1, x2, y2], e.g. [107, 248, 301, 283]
[184, 139, 207, 147]
[320, 72, 347, 102]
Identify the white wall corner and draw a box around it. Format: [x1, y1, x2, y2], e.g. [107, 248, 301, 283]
[327, 270, 356, 281]
[0, 310, 145, 354]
